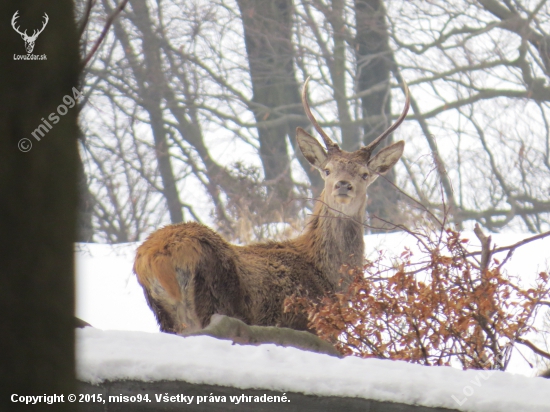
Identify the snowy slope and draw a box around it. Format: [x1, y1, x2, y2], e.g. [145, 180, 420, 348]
[77, 327, 550, 412]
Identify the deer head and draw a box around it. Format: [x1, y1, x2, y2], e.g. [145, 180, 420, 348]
[12, 11, 49, 54]
[297, 77, 410, 219]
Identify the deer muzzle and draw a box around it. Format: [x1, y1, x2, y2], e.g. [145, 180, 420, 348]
[334, 181, 354, 204]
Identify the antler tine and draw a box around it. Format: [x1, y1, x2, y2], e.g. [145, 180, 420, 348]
[362, 81, 410, 156]
[302, 77, 339, 152]
[31, 13, 49, 39]
[11, 11, 26, 36]
[40, 13, 49, 33]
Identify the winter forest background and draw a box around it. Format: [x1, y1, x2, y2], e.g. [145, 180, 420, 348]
[77, 0, 550, 244]
[70, 0, 550, 375]
[9, 0, 550, 407]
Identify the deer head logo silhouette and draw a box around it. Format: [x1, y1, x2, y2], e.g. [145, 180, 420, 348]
[12, 11, 49, 54]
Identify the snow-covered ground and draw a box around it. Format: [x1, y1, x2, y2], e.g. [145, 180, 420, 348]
[76, 243, 158, 333]
[78, 327, 550, 412]
[75, 232, 550, 411]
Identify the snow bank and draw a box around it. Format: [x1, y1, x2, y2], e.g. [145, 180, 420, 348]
[75, 243, 158, 332]
[77, 327, 550, 412]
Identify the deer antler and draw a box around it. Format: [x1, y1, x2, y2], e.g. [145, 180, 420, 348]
[360, 81, 410, 158]
[11, 11, 27, 37]
[11, 11, 49, 41]
[302, 77, 340, 153]
[30, 13, 49, 40]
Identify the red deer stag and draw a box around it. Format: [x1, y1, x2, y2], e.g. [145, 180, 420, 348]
[134, 78, 410, 334]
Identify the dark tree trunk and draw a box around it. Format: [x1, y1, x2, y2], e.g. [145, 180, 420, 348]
[237, 0, 316, 205]
[130, 0, 183, 224]
[0, 1, 80, 410]
[355, 0, 401, 228]
[105, 0, 184, 225]
[76, 146, 95, 242]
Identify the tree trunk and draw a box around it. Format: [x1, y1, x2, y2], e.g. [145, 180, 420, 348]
[112, 0, 184, 225]
[0, 1, 79, 410]
[237, 0, 305, 206]
[354, 0, 401, 229]
[76, 146, 95, 242]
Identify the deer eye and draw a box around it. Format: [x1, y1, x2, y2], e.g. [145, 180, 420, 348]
[324, 169, 330, 176]
[361, 173, 369, 180]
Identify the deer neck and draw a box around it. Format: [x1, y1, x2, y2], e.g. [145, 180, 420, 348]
[297, 191, 365, 290]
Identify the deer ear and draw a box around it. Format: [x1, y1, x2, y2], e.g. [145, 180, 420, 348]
[367, 141, 404, 176]
[296, 127, 327, 169]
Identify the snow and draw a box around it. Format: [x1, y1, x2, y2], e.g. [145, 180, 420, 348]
[75, 232, 550, 411]
[75, 243, 158, 332]
[77, 327, 550, 412]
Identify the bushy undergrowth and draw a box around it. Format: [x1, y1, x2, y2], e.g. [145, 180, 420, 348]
[286, 227, 550, 370]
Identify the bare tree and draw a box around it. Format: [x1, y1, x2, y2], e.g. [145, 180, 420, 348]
[236, 0, 307, 205]
[78, 0, 550, 243]
[389, 1, 550, 231]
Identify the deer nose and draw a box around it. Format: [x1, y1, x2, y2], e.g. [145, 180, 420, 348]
[335, 180, 353, 194]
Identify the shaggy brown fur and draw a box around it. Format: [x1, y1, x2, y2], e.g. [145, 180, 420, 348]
[134, 79, 409, 334]
[134, 198, 347, 333]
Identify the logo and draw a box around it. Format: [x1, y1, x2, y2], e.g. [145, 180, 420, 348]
[12, 10, 48, 55]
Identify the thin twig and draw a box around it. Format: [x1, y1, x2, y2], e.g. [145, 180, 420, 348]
[82, 0, 130, 69]
[466, 230, 550, 263]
